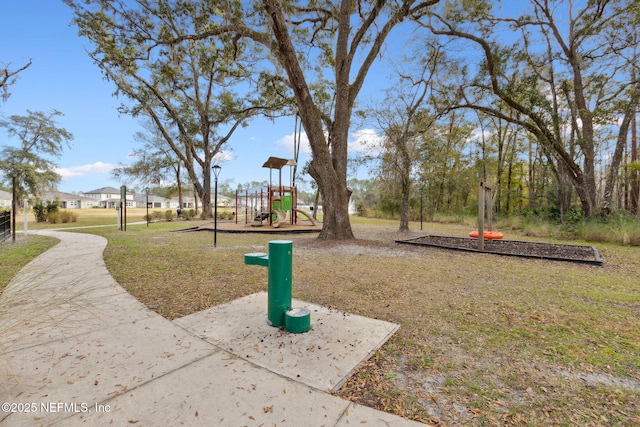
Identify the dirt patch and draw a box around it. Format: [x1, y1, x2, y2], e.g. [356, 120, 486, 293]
[398, 235, 602, 265]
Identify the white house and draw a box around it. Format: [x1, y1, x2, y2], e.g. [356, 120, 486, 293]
[133, 194, 197, 209]
[81, 186, 135, 209]
[135, 194, 229, 210]
[41, 191, 98, 209]
[0, 190, 11, 208]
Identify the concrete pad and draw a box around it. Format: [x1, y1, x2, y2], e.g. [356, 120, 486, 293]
[0, 316, 218, 426]
[174, 292, 400, 392]
[64, 351, 351, 426]
[338, 403, 425, 426]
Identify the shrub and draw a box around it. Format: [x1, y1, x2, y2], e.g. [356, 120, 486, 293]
[606, 214, 640, 246]
[356, 200, 368, 216]
[580, 220, 611, 243]
[46, 200, 59, 215]
[32, 202, 47, 222]
[48, 210, 78, 224]
[215, 210, 234, 220]
[32, 200, 60, 222]
[164, 210, 175, 221]
[578, 213, 640, 246]
[151, 211, 164, 221]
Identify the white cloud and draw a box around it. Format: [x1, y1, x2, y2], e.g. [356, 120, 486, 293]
[275, 128, 385, 156]
[350, 128, 384, 154]
[276, 131, 311, 155]
[56, 162, 116, 178]
[213, 150, 234, 163]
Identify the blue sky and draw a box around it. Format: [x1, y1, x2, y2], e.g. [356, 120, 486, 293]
[1, 1, 386, 194]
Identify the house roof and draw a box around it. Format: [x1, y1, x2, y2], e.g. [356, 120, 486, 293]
[0, 190, 11, 200]
[84, 186, 126, 194]
[42, 191, 95, 201]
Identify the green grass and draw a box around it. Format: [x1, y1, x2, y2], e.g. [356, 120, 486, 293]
[0, 235, 58, 291]
[23, 207, 145, 229]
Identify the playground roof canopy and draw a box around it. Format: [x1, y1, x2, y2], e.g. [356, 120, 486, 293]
[262, 156, 295, 169]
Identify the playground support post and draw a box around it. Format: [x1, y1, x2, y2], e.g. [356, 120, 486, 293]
[477, 183, 493, 251]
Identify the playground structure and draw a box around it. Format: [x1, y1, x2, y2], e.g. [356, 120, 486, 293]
[235, 156, 316, 229]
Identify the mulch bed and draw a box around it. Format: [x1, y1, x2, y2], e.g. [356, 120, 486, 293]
[396, 235, 602, 265]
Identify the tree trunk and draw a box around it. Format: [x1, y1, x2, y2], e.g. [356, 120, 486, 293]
[602, 82, 640, 215]
[195, 172, 212, 219]
[399, 175, 410, 232]
[312, 189, 320, 221]
[631, 107, 638, 215]
[396, 132, 413, 232]
[263, 0, 355, 240]
[194, 183, 199, 215]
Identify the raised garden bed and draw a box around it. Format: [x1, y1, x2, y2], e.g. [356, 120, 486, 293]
[396, 235, 602, 265]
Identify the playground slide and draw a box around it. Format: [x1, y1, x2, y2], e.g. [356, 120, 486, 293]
[294, 208, 315, 225]
[272, 209, 287, 228]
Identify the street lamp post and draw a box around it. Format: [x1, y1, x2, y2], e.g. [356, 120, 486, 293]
[145, 187, 150, 227]
[212, 165, 221, 247]
[11, 175, 17, 242]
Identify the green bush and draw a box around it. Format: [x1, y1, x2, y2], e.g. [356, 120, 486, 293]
[151, 211, 164, 221]
[164, 210, 175, 221]
[582, 213, 640, 246]
[48, 210, 78, 224]
[32, 200, 60, 222]
[32, 202, 47, 222]
[356, 200, 368, 216]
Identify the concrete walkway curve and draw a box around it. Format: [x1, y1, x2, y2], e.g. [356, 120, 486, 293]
[0, 230, 425, 426]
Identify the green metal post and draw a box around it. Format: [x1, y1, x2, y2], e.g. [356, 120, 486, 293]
[267, 240, 292, 327]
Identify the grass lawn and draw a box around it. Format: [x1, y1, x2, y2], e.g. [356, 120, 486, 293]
[6, 210, 640, 425]
[0, 235, 58, 292]
[24, 207, 150, 229]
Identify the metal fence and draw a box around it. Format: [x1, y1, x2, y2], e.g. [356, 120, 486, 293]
[0, 210, 10, 243]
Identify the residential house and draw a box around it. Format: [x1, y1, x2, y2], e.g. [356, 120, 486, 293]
[41, 191, 98, 209]
[0, 190, 11, 208]
[132, 194, 196, 209]
[133, 193, 228, 210]
[81, 186, 135, 209]
[213, 193, 231, 207]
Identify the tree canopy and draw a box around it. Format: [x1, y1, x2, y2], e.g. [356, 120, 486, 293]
[0, 60, 31, 102]
[0, 110, 73, 202]
[66, 0, 290, 218]
[63, 0, 639, 233]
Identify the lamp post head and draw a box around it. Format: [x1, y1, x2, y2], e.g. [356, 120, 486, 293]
[212, 164, 222, 179]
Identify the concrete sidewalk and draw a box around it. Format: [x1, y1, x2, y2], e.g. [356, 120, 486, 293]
[0, 230, 426, 426]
